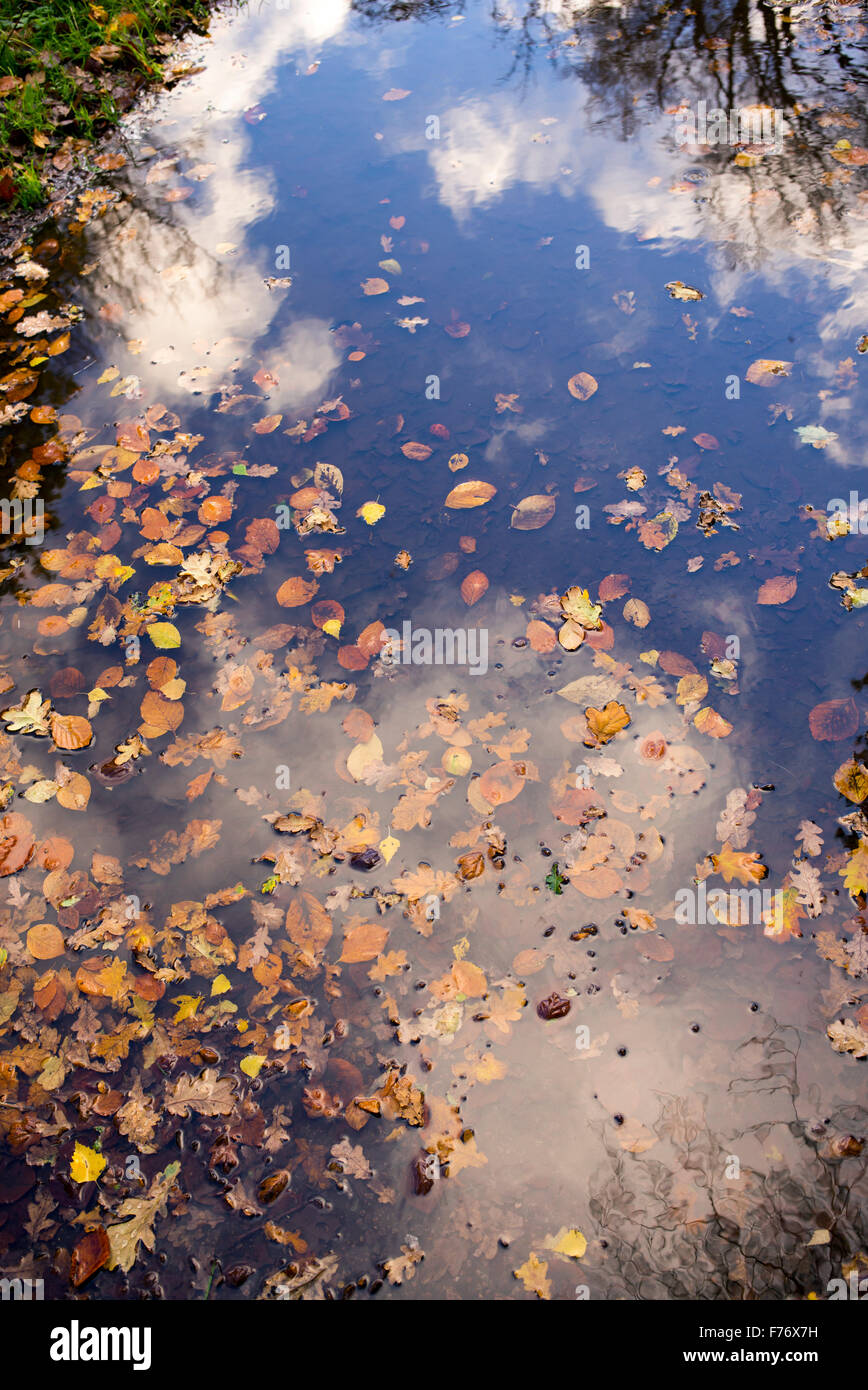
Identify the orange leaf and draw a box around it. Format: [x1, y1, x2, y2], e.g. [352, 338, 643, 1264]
[252, 414, 283, 434]
[710, 842, 767, 885]
[757, 574, 797, 605]
[27, 922, 65, 959]
[401, 441, 432, 461]
[50, 713, 93, 751]
[693, 707, 733, 738]
[460, 570, 488, 606]
[567, 371, 598, 401]
[444, 480, 496, 509]
[526, 620, 557, 653]
[584, 701, 630, 746]
[809, 698, 859, 742]
[198, 496, 232, 525]
[340, 922, 389, 963]
[276, 577, 318, 608]
[478, 762, 525, 806]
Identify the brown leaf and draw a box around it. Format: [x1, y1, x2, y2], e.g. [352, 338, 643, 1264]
[526, 620, 557, 653]
[70, 1227, 110, 1287]
[584, 701, 630, 746]
[401, 442, 432, 461]
[50, 713, 93, 751]
[511, 494, 556, 530]
[444, 480, 496, 509]
[340, 922, 389, 963]
[27, 923, 65, 960]
[478, 762, 525, 806]
[0, 813, 35, 876]
[757, 574, 797, 605]
[809, 698, 859, 742]
[276, 577, 318, 608]
[567, 372, 598, 401]
[460, 570, 488, 606]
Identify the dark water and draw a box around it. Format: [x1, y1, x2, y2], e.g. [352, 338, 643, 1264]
[1, 0, 868, 1301]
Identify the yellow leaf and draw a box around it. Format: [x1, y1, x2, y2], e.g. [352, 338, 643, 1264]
[547, 1226, 587, 1259]
[710, 842, 767, 886]
[693, 706, 733, 739]
[148, 622, 181, 649]
[240, 1054, 266, 1078]
[378, 834, 400, 864]
[513, 1252, 551, 1298]
[841, 842, 868, 898]
[676, 674, 708, 705]
[211, 974, 232, 996]
[347, 733, 384, 781]
[357, 501, 385, 525]
[322, 618, 342, 638]
[561, 586, 602, 630]
[70, 1141, 106, 1183]
[584, 700, 630, 746]
[172, 994, 202, 1023]
[834, 759, 868, 805]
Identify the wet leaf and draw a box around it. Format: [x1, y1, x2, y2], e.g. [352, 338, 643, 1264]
[567, 372, 598, 401]
[757, 575, 797, 605]
[340, 922, 389, 963]
[809, 698, 859, 742]
[276, 577, 318, 607]
[26, 923, 64, 960]
[401, 442, 432, 461]
[460, 570, 488, 606]
[70, 1142, 106, 1183]
[444, 480, 496, 509]
[513, 1252, 551, 1298]
[584, 701, 630, 747]
[511, 495, 556, 530]
[834, 759, 868, 804]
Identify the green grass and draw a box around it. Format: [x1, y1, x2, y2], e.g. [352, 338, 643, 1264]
[0, 0, 216, 210]
[12, 161, 44, 207]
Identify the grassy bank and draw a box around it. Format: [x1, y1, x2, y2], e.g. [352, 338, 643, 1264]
[0, 0, 216, 210]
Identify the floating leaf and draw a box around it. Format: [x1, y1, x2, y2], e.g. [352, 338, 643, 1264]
[276, 577, 318, 607]
[757, 575, 797, 605]
[693, 707, 733, 739]
[50, 713, 94, 751]
[70, 1142, 106, 1184]
[584, 701, 630, 746]
[357, 501, 385, 525]
[401, 442, 432, 461]
[809, 698, 858, 742]
[567, 372, 598, 401]
[834, 759, 868, 804]
[746, 359, 792, 386]
[511, 495, 556, 530]
[460, 571, 488, 606]
[665, 280, 704, 301]
[444, 480, 496, 509]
